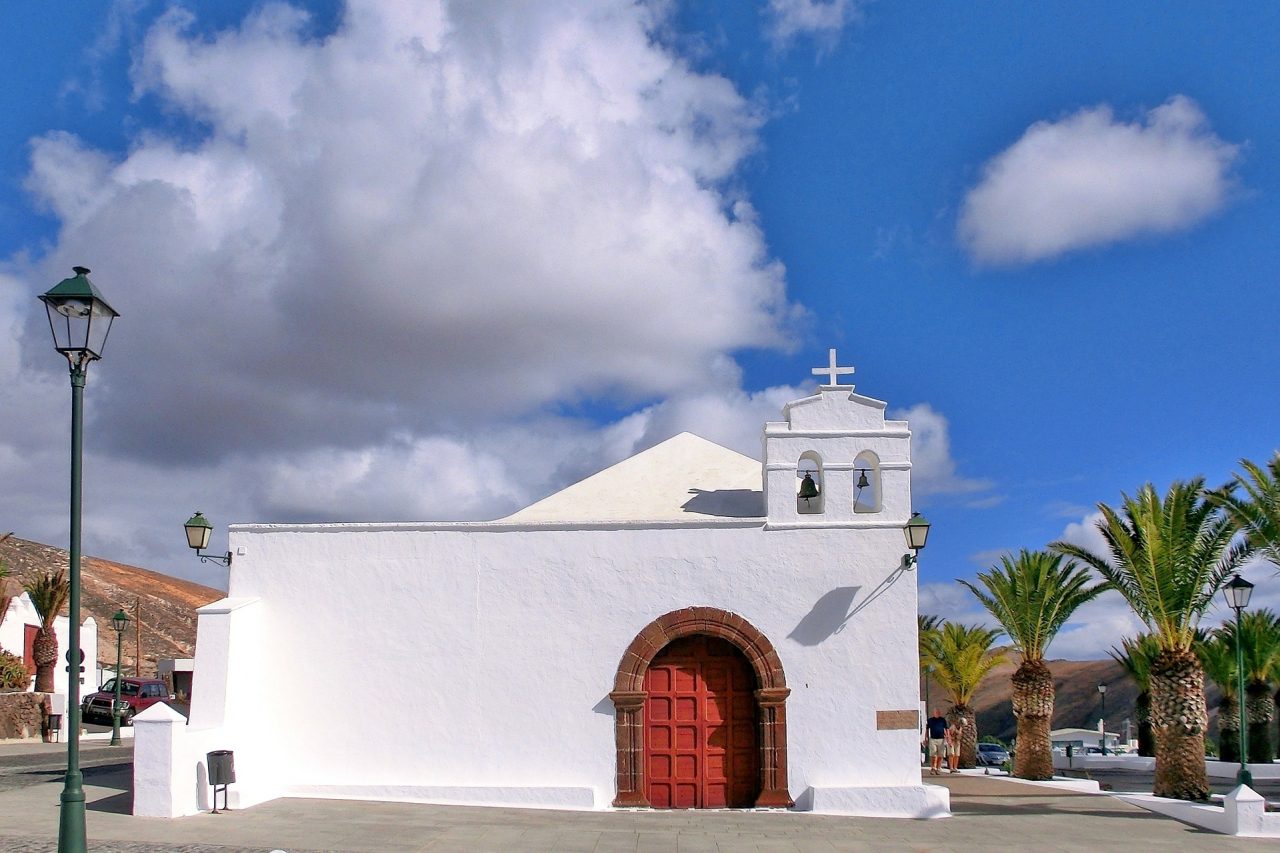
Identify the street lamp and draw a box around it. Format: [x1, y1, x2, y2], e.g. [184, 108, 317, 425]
[184, 512, 231, 566]
[1224, 573, 1255, 787]
[1097, 684, 1107, 755]
[109, 609, 130, 747]
[39, 266, 118, 853]
[903, 512, 931, 568]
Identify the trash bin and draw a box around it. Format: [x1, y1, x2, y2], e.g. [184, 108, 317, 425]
[207, 750, 235, 813]
[208, 750, 236, 786]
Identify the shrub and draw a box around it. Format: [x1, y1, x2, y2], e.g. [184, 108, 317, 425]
[0, 649, 29, 691]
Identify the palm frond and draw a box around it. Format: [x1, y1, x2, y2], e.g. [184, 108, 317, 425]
[1051, 479, 1247, 652]
[1108, 633, 1160, 693]
[960, 549, 1106, 661]
[920, 621, 1007, 706]
[1214, 608, 1280, 683]
[23, 570, 69, 630]
[1209, 453, 1280, 570]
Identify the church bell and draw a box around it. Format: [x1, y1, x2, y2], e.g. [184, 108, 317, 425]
[856, 469, 870, 489]
[798, 472, 820, 503]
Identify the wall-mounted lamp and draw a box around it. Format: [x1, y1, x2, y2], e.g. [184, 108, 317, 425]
[902, 512, 931, 569]
[184, 512, 232, 566]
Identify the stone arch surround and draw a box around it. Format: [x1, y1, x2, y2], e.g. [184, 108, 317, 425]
[609, 607, 793, 808]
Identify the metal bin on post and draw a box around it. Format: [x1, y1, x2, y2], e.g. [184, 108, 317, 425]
[207, 750, 235, 813]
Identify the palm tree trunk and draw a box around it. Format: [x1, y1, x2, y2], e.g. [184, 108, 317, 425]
[1011, 659, 1054, 780]
[1246, 681, 1275, 764]
[32, 627, 57, 693]
[1150, 649, 1210, 801]
[1217, 695, 1240, 764]
[947, 705, 978, 769]
[1136, 692, 1155, 757]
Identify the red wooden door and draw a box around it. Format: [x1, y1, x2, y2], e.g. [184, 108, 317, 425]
[644, 635, 759, 808]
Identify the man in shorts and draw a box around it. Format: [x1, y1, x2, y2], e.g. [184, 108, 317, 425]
[925, 708, 948, 776]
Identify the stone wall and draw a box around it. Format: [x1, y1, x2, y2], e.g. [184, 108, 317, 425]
[0, 692, 50, 740]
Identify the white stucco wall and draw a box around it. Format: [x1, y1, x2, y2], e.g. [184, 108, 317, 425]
[163, 519, 926, 813]
[136, 377, 945, 818]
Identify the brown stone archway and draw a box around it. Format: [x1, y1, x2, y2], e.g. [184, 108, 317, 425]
[609, 606, 793, 808]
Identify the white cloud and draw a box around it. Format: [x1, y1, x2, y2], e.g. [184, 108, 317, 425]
[765, 0, 861, 49]
[958, 95, 1241, 266]
[15, 0, 798, 466]
[2, 1, 984, 588]
[889, 403, 991, 498]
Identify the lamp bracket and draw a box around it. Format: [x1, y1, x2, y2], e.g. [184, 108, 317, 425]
[195, 548, 233, 567]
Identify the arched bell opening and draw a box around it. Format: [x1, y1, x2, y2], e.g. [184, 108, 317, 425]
[853, 450, 882, 513]
[796, 451, 824, 514]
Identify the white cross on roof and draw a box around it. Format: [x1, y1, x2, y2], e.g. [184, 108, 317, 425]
[812, 348, 855, 386]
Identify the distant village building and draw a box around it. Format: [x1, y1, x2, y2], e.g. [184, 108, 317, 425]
[135, 352, 948, 819]
[0, 591, 98, 707]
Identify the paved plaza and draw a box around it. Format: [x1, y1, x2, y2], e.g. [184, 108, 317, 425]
[0, 746, 1269, 851]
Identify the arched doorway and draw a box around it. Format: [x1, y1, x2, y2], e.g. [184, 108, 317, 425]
[610, 607, 793, 809]
[644, 635, 759, 808]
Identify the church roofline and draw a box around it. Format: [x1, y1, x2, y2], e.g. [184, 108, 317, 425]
[229, 518, 767, 535]
[781, 389, 888, 418]
[762, 424, 910, 437]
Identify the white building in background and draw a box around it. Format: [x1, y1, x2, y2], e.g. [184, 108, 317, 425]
[0, 591, 98, 707]
[1051, 727, 1124, 754]
[135, 351, 947, 820]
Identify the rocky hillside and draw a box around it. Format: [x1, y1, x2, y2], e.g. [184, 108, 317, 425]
[0, 535, 222, 674]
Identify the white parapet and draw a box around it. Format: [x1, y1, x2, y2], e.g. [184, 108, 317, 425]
[801, 784, 950, 818]
[1116, 785, 1280, 838]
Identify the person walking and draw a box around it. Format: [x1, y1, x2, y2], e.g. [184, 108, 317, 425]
[925, 708, 949, 776]
[948, 716, 966, 773]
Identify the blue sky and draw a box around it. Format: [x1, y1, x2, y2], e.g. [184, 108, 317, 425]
[2, 1, 1277, 657]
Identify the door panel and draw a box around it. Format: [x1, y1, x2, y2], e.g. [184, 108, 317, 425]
[643, 635, 759, 808]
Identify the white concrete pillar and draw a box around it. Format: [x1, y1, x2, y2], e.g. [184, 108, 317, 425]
[132, 703, 192, 818]
[1225, 784, 1266, 836]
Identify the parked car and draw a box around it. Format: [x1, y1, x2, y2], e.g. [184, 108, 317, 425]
[976, 743, 1010, 766]
[81, 677, 173, 725]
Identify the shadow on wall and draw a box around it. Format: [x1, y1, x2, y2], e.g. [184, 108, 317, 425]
[680, 489, 764, 518]
[788, 562, 914, 646]
[787, 587, 859, 646]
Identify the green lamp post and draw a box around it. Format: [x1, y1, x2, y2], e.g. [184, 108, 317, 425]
[39, 266, 118, 853]
[109, 609, 130, 747]
[1224, 573, 1254, 787]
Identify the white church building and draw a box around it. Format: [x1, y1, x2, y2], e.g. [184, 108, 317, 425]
[134, 352, 948, 819]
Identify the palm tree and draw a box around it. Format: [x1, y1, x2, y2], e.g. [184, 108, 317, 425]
[1052, 479, 1250, 800]
[1210, 457, 1280, 755]
[0, 532, 14, 635]
[959, 550, 1105, 780]
[1211, 454, 1280, 570]
[1215, 609, 1280, 763]
[1195, 632, 1241, 763]
[24, 569, 69, 693]
[918, 614, 942, 716]
[1109, 633, 1161, 757]
[920, 621, 1006, 768]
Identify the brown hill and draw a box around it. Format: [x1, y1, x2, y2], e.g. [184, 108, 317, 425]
[927, 651, 1224, 744]
[0, 535, 222, 675]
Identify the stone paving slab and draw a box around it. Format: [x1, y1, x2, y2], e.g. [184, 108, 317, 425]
[0, 767, 1271, 852]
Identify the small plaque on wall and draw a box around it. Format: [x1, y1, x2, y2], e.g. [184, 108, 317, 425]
[876, 710, 919, 730]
